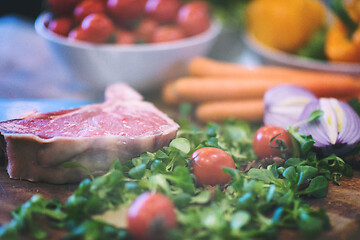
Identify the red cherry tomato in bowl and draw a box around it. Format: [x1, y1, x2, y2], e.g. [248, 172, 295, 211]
[135, 18, 159, 43]
[191, 147, 236, 186]
[48, 17, 73, 36]
[145, 0, 180, 23]
[151, 25, 185, 43]
[80, 13, 115, 43]
[107, 0, 144, 24]
[47, 0, 82, 16]
[127, 192, 177, 240]
[253, 126, 293, 159]
[115, 30, 136, 45]
[68, 27, 91, 41]
[177, 1, 211, 36]
[73, 0, 105, 23]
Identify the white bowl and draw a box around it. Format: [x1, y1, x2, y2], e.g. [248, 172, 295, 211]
[35, 13, 221, 92]
[244, 32, 360, 75]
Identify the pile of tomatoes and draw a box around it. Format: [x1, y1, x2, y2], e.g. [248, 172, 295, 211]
[45, 0, 211, 44]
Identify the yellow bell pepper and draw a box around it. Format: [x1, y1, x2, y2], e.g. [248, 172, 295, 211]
[326, 0, 360, 62]
[345, 0, 360, 23]
[245, 0, 326, 52]
[325, 19, 360, 62]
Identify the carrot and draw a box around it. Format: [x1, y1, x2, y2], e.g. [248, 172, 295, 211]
[196, 100, 264, 123]
[162, 82, 180, 105]
[170, 77, 360, 103]
[189, 57, 360, 83]
[189, 57, 255, 78]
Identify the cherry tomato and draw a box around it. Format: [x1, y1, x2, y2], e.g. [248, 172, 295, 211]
[47, 0, 82, 16]
[68, 27, 92, 41]
[80, 13, 115, 43]
[145, 0, 180, 23]
[139, 0, 148, 9]
[73, 0, 105, 23]
[191, 147, 236, 186]
[253, 126, 293, 159]
[127, 192, 177, 240]
[135, 18, 159, 43]
[48, 17, 73, 36]
[107, 0, 144, 24]
[151, 25, 185, 43]
[116, 30, 136, 44]
[177, 1, 210, 36]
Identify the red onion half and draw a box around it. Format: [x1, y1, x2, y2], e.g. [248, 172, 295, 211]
[264, 85, 317, 128]
[298, 98, 360, 156]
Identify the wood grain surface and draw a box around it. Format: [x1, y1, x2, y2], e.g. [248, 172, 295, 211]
[1, 166, 360, 239]
[0, 167, 78, 224]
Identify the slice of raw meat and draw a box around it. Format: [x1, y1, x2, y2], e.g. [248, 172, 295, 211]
[0, 84, 179, 184]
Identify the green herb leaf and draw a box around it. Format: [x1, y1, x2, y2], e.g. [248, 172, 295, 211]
[285, 158, 305, 167]
[348, 98, 360, 117]
[170, 138, 191, 154]
[128, 164, 147, 179]
[166, 166, 195, 194]
[248, 168, 278, 184]
[299, 211, 324, 238]
[172, 193, 192, 208]
[191, 190, 211, 204]
[150, 160, 167, 173]
[230, 211, 250, 230]
[308, 110, 324, 122]
[296, 166, 318, 186]
[300, 176, 328, 198]
[283, 167, 298, 182]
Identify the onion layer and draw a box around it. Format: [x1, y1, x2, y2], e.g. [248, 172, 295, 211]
[264, 85, 317, 128]
[298, 98, 360, 156]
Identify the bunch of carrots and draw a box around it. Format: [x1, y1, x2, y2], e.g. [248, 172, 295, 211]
[162, 57, 360, 122]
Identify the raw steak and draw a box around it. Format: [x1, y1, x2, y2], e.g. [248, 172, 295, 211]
[0, 84, 179, 184]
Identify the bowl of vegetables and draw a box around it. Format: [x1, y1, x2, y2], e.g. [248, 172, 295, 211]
[35, 0, 221, 92]
[243, 0, 360, 74]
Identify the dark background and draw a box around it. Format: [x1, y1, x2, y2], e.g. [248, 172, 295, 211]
[0, 0, 44, 21]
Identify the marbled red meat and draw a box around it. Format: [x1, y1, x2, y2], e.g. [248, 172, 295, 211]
[0, 103, 173, 139]
[0, 84, 179, 184]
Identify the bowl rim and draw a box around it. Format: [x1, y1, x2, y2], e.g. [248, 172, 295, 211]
[244, 32, 360, 74]
[35, 12, 222, 52]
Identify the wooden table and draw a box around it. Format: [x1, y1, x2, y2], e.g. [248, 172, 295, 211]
[1, 166, 360, 239]
[0, 167, 78, 224]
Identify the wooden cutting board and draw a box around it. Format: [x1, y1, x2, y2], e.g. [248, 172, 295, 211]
[0, 167, 78, 224]
[1, 167, 360, 240]
[280, 171, 360, 240]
